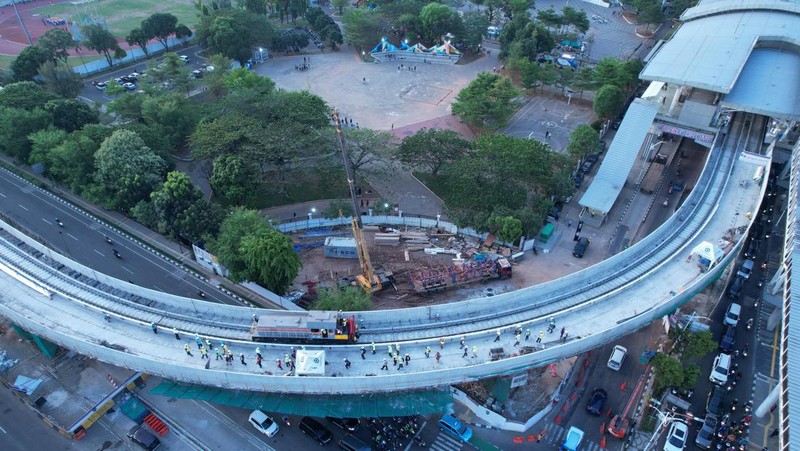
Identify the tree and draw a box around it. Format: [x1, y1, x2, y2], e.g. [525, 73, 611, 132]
[638, 2, 665, 31]
[419, 3, 462, 44]
[567, 124, 599, 161]
[212, 208, 301, 294]
[37, 60, 83, 98]
[315, 286, 372, 311]
[536, 8, 562, 30]
[397, 128, 471, 175]
[322, 198, 354, 219]
[27, 128, 68, 167]
[489, 214, 523, 244]
[210, 155, 261, 204]
[670, 0, 699, 17]
[149, 171, 203, 237]
[82, 24, 126, 67]
[681, 364, 701, 389]
[341, 8, 385, 49]
[561, 6, 589, 34]
[0, 81, 60, 109]
[175, 24, 193, 45]
[593, 85, 625, 120]
[44, 99, 98, 132]
[331, 0, 348, 15]
[0, 107, 52, 161]
[652, 352, 684, 392]
[141, 13, 178, 50]
[10, 46, 49, 82]
[201, 54, 233, 100]
[223, 67, 276, 92]
[141, 94, 199, 147]
[343, 128, 394, 173]
[451, 72, 520, 128]
[38, 29, 75, 62]
[242, 0, 266, 14]
[93, 129, 167, 211]
[461, 11, 488, 53]
[126, 28, 151, 57]
[196, 9, 274, 65]
[176, 198, 225, 242]
[681, 330, 717, 360]
[46, 125, 112, 191]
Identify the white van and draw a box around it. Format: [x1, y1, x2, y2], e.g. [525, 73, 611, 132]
[607, 345, 628, 371]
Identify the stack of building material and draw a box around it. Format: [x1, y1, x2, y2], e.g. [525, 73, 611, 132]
[374, 232, 400, 246]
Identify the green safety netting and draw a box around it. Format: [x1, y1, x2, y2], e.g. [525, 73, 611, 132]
[150, 381, 453, 417]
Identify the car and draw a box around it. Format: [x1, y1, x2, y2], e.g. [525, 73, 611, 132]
[95, 81, 107, 90]
[573, 172, 584, 187]
[719, 325, 736, 352]
[737, 259, 754, 279]
[607, 345, 627, 371]
[123, 82, 137, 91]
[695, 414, 718, 449]
[438, 414, 472, 442]
[179, 55, 190, 63]
[326, 416, 360, 432]
[581, 160, 594, 174]
[705, 386, 725, 415]
[726, 276, 743, 299]
[611, 120, 621, 130]
[709, 353, 732, 385]
[128, 72, 140, 80]
[248, 410, 279, 437]
[114, 77, 125, 85]
[573, 237, 590, 258]
[191, 69, 204, 78]
[663, 420, 688, 451]
[561, 426, 584, 451]
[585, 388, 608, 415]
[127, 424, 160, 450]
[723, 302, 741, 327]
[744, 238, 760, 259]
[299, 417, 333, 445]
[586, 153, 600, 164]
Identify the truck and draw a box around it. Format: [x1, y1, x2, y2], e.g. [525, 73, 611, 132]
[640, 161, 665, 194]
[408, 256, 512, 294]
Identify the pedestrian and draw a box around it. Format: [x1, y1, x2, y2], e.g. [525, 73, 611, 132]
[435, 351, 441, 363]
[391, 123, 394, 129]
[215, 348, 222, 360]
[371, 342, 376, 354]
[548, 317, 556, 333]
[472, 346, 478, 358]
[562, 332, 569, 343]
[395, 343, 400, 353]
[494, 329, 501, 342]
[200, 346, 208, 359]
[291, 347, 296, 359]
[195, 334, 203, 349]
[252, 314, 259, 324]
[516, 324, 523, 336]
[284, 354, 290, 366]
[460, 336, 466, 349]
[393, 353, 398, 366]
[388, 345, 394, 357]
[104, 313, 111, 322]
[381, 358, 388, 370]
[462, 347, 468, 358]
[537, 331, 544, 343]
[206, 338, 213, 350]
[560, 326, 566, 338]
[277, 359, 283, 370]
[184, 344, 193, 356]
[361, 346, 366, 359]
[404, 353, 410, 365]
[240, 353, 247, 365]
[173, 328, 180, 340]
[151, 323, 158, 334]
[344, 358, 351, 369]
[440, 337, 446, 349]
[514, 334, 521, 347]
[525, 329, 531, 340]
[363, 77, 366, 83]
[425, 346, 431, 358]
[771, 428, 779, 438]
[256, 355, 262, 368]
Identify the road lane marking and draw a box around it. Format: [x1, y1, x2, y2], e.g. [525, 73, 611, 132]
[93, 250, 105, 257]
[19, 204, 28, 210]
[67, 233, 79, 241]
[123, 267, 135, 275]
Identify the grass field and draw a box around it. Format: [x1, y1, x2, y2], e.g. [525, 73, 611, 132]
[34, 0, 198, 38]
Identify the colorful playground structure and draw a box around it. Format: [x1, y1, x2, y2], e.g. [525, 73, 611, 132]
[370, 38, 462, 64]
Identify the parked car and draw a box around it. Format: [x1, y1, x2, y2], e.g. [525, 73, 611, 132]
[299, 417, 333, 445]
[586, 153, 600, 164]
[123, 82, 137, 91]
[581, 160, 594, 174]
[737, 259, 754, 279]
[726, 276, 744, 299]
[705, 386, 726, 415]
[95, 81, 107, 90]
[326, 416, 360, 432]
[709, 353, 732, 385]
[719, 325, 736, 352]
[179, 55, 190, 63]
[723, 302, 742, 327]
[744, 238, 760, 259]
[127, 424, 160, 450]
[191, 69, 204, 78]
[573, 237, 590, 258]
[663, 420, 688, 451]
[607, 345, 627, 371]
[438, 414, 472, 442]
[585, 388, 608, 415]
[573, 172, 585, 188]
[561, 426, 584, 451]
[695, 414, 718, 449]
[248, 410, 279, 437]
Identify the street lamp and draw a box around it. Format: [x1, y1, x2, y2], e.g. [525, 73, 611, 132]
[645, 140, 665, 162]
[436, 214, 441, 228]
[258, 47, 264, 64]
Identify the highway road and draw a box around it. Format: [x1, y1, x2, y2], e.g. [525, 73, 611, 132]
[0, 385, 77, 451]
[0, 168, 238, 306]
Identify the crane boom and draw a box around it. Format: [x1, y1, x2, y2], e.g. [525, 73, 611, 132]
[332, 112, 381, 292]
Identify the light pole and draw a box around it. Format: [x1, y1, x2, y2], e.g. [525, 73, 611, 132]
[307, 208, 316, 229]
[645, 140, 665, 162]
[258, 47, 264, 64]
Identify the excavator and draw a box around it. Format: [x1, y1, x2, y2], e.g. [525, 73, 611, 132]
[332, 112, 394, 293]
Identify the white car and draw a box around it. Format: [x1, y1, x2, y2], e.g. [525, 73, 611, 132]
[607, 345, 628, 371]
[248, 410, 279, 437]
[663, 420, 688, 451]
[709, 353, 732, 385]
[723, 302, 741, 327]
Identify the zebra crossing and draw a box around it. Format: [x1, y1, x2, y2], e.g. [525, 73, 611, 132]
[429, 432, 464, 451]
[539, 422, 603, 451]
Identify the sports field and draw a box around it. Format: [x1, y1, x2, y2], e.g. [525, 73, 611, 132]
[33, 0, 198, 37]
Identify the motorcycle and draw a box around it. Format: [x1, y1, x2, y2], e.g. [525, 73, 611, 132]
[55, 217, 64, 227]
[113, 249, 122, 259]
[742, 344, 749, 358]
[754, 298, 760, 308]
[413, 435, 427, 447]
[105, 236, 113, 245]
[744, 403, 753, 414]
[746, 318, 754, 330]
[758, 277, 765, 288]
[281, 416, 291, 427]
[198, 290, 206, 298]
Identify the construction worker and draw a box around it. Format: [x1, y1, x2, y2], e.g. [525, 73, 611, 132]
[494, 329, 501, 342]
[472, 346, 478, 358]
[183, 344, 193, 356]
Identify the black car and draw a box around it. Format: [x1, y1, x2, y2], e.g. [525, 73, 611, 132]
[127, 424, 160, 450]
[727, 276, 744, 299]
[581, 160, 594, 174]
[586, 153, 600, 164]
[326, 416, 360, 432]
[705, 386, 725, 416]
[573, 237, 590, 258]
[299, 417, 333, 445]
[719, 325, 736, 352]
[585, 388, 607, 416]
[695, 413, 718, 449]
[573, 172, 584, 188]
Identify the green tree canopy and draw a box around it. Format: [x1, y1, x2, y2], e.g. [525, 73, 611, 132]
[10, 46, 49, 82]
[652, 352, 684, 392]
[489, 214, 523, 243]
[81, 24, 126, 67]
[196, 9, 274, 65]
[148, 171, 203, 237]
[175, 23, 193, 45]
[93, 129, 167, 211]
[451, 72, 520, 128]
[567, 124, 599, 161]
[397, 128, 471, 175]
[210, 154, 261, 205]
[126, 28, 151, 56]
[315, 286, 372, 311]
[141, 12, 178, 50]
[44, 99, 98, 132]
[680, 330, 718, 361]
[341, 8, 385, 49]
[593, 84, 626, 120]
[38, 29, 75, 62]
[0, 81, 60, 110]
[211, 208, 301, 294]
[37, 60, 83, 98]
[419, 3, 463, 44]
[44, 125, 112, 191]
[461, 11, 489, 53]
[0, 107, 52, 161]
